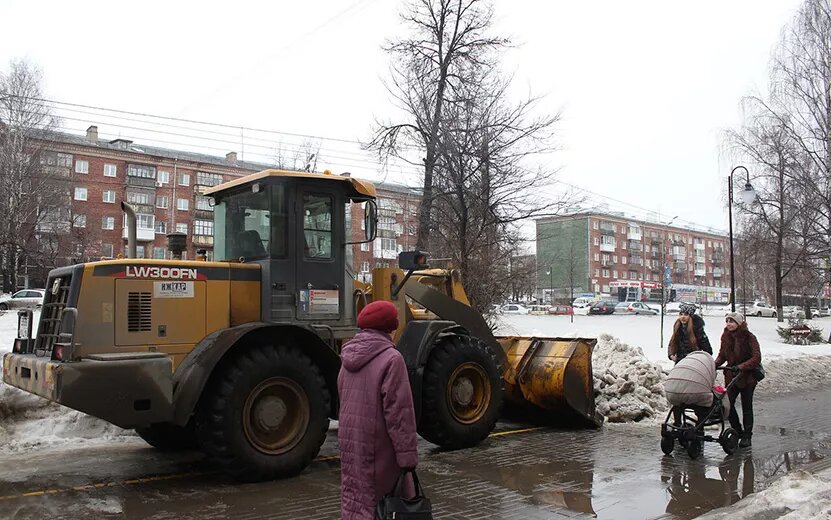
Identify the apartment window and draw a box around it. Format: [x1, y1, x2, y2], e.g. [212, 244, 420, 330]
[594, 253, 599, 262]
[645, 245, 651, 253]
[136, 245, 146, 258]
[103, 164, 117, 177]
[127, 191, 152, 205]
[127, 164, 156, 179]
[102, 216, 115, 230]
[622, 241, 627, 250]
[196, 195, 213, 211]
[380, 238, 397, 251]
[136, 214, 154, 230]
[73, 214, 86, 228]
[593, 237, 599, 246]
[361, 242, 370, 252]
[593, 221, 598, 230]
[41, 152, 74, 167]
[103, 190, 116, 203]
[156, 195, 169, 209]
[361, 261, 370, 272]
[602, 269, 610, 278]
[196, 172, 223, 187]
[178, 173, 190, 186]
[621, 272, 627, 279]
[612, 270, 618, 278]
[102, 243, 114, 258]
[158, 170, 170, 184]
[613, 255, 618, 263]
[74, 187, 88, 201]
[177, 198, 189, 211]
[155, 221, 167, 234]
[153, 247, 166, 259]
[594, 268, 600, 277]
[75, 160, 89, 174]
[622, 257, 627, 264]
[193, 219, 214, 236]
[176, 223, 188, 234]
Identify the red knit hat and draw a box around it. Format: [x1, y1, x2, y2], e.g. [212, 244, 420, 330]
[357, 301, 399, 332]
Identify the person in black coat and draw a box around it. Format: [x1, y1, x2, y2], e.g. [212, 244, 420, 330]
[668, 303, 712, 363]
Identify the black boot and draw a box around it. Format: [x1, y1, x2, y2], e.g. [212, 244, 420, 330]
[739, 432, 752, 448]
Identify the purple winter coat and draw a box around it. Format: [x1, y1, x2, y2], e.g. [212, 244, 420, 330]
[338, 329, 419, 520]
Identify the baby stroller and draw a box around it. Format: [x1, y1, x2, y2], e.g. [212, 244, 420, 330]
[660, 351, 741, 458]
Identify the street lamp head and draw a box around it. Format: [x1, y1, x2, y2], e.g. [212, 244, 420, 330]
[739, 182, 756, 204]
[546, 268, 551, 276]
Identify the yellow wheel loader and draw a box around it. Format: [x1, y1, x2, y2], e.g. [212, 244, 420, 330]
[2, 169, 599, 482]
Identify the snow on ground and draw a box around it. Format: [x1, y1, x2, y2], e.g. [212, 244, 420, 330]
[0, 311, 136, 454]
[698, 469, 831, 519]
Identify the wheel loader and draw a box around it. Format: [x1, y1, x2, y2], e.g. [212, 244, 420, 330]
[2, 168, 599, 481]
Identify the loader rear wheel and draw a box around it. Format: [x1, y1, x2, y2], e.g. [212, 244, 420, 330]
[135, 421, 198, 451]
[196, 345, 330, 482]
[419, 335, 503, 449]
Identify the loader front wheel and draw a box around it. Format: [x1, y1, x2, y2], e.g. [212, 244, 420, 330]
[195, 345, 330, 482]
[419, 335, 503, 449]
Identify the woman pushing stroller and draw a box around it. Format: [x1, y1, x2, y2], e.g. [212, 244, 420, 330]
[716, 312, 762, 448]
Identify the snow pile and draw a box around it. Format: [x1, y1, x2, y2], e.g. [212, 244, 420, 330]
[698, 470, 831, 519]
[592, 334, 668, 423]
[0, 383, 134, 454]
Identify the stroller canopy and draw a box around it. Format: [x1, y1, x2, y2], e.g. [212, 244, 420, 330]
[664, 351, 716, 407]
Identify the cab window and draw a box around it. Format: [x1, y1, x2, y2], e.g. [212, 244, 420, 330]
[303, 194, 333, 259]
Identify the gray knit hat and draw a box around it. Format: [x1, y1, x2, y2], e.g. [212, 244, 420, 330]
[725, 312, 745, 325]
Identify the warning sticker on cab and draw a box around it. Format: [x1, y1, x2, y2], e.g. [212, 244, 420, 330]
[154, 281, 194, 298]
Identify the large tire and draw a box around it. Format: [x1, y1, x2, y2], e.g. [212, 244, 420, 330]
[195, 345, 330, 482]
[419, 335, 504, 449]
[660, 435, 675, 455]
[135, 421, 198, 451]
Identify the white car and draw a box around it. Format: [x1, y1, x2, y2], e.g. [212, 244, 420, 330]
[733, 301, 777, 318]
[571, 297, 594, 309]
[0, 289, 45, 311]
[500, 304, 529, 315]
[627, 302, 658, 315]
[782, 306, 806, 320]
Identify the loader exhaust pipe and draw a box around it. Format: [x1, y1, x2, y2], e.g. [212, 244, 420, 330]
[121, 201, 137, 259]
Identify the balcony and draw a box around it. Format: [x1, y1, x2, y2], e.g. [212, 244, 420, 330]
[192, 235, 214, 246]
[123, 226, 155, 242]
[627, 228, 642, 241]
[713, 268, 723, 278]
[126, 176, 157, 188]
[628, 256, 643, 265]
[599, 223, 615, 235]
[193, 209, 214, 220]
[600, 241, 616, 252]
[694, 268, 706, 277]
[627, 239, 642, 250]
[672, 253, 686, 261]
[694, 242, 706, 251]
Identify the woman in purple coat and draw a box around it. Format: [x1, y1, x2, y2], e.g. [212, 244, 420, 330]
[338, 300, 418, 520]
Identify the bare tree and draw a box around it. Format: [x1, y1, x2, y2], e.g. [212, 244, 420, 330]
[0, 59, 66, 291]
[272, 138, 321, 172]
[370, 0, 508, 250]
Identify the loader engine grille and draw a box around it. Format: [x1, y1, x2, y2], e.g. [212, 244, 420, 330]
[127, 292, 152, 332]
[35, 274, 73, 357]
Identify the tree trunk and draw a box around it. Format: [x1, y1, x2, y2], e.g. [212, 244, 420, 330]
[775, 261, 784, 322]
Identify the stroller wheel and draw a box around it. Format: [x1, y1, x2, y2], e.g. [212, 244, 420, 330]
[686, 439, 702, 459]
[661, 435, 674, 455]
[720, 428, 740, 455]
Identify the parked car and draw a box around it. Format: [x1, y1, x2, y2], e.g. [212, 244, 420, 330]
[571, 297, 594, 309]
[548, 305, 573, 315]
[782, 306, 806, 320]
[588, 300, 617, 315]
[613, 302, 632, 314]
[810, 307, 830, 318]
[501, 303, 530, 315]
[733, 301, 777, 318]
[528, 305, 551, 315]
[627, 302, 659, 315]
[0, 289, 45, 311]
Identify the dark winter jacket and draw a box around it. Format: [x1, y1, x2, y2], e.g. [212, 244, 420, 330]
[715, 323, 762, 389]
[668, 314, 712, 361]
[338, 329, 419, 520]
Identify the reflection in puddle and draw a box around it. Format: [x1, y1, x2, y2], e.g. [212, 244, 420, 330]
[661, 453, 754, 518]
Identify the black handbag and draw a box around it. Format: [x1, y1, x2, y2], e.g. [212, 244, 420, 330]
[753, 363, 765, 382]
[375, 468, 433, 520]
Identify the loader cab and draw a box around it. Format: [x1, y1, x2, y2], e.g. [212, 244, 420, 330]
[206, 169, 377, 336]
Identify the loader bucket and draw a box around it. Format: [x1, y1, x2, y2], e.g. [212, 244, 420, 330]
[498, 336, 602, 427]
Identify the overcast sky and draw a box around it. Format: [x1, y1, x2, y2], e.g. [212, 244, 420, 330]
[0, 0, 805, 233]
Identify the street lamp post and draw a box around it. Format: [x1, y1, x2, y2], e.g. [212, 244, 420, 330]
[728, 166, 756, 312]
[660, 216, 678, 350]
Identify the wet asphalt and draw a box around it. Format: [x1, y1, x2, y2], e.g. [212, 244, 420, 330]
[0, 385, 829, 520]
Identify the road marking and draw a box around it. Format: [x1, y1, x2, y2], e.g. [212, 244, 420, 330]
[0, 427, 547, 502]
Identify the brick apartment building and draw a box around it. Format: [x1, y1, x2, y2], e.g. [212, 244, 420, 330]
[348, 181, 421, 283]
[17, 126, 421, 287]
[536, 211, 731, 304]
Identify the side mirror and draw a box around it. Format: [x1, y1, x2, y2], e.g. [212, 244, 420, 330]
[398, 251, 430, 271]
[364, 201, 378, 241]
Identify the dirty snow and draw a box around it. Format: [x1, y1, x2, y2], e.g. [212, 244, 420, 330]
[592, 334, 668, 422]
[0, 311, 136, 454]
[698, 470, 831, 519]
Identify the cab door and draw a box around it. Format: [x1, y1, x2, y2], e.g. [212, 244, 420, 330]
[295, 185, 344, 321]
